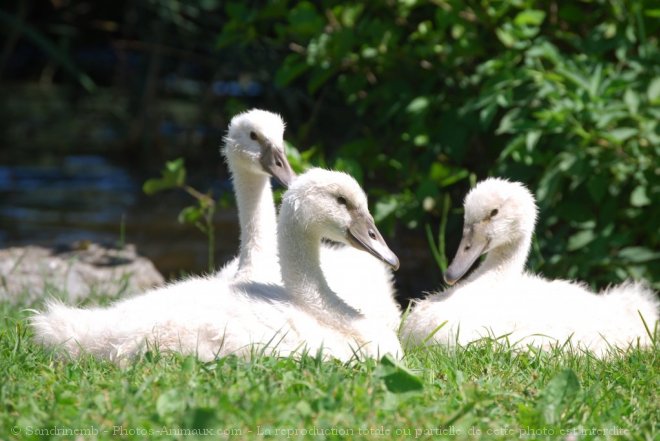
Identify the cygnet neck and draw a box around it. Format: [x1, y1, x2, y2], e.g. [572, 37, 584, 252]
[468, 234, 531, 282]
[229, 158, 280, 282]
[278, 211, 359, 320]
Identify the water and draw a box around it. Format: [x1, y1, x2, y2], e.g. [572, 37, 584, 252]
[0, 155, 440, 303]
[0, 155, 239, 276]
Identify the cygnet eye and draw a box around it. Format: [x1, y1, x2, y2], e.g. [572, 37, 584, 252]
[368, 229, 377, 240]
[337, 196, 347, 206]
[249, 131, 258, 140]
[490, 208, 499, 217]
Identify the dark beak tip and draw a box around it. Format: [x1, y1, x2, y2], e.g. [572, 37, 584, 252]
[443, 266, 461, 285]
[271, 168, 295, 188]
[261, 144, 296, 188]
[279, 176, 292, 188]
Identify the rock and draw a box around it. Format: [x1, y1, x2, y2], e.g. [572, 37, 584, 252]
[0, 242, 165, 304]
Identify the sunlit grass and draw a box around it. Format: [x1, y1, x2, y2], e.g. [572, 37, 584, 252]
[1, 299, 657, 441]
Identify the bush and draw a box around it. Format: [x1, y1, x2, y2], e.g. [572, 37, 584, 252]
[216, 0, 659, 289]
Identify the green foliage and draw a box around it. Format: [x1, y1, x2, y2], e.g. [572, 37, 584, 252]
[535, 369, 581, 426]
[473, 13, 660, 286]
[143, 158, 218, 272]
[425, 193, 452, 272]
[375, 354, 424, 393]
[5, 0, 656, 288]
[216, 0, 659, 289]
[142, 158, 187, 195]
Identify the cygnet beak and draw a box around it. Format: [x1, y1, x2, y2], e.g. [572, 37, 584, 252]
[444, 223, 488, 285]
[346, 212, 400, 270]
[259, 140, 296, 187]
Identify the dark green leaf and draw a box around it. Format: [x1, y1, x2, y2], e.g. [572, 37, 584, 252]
[514, 10, 546, 26]
[143, 158, 186, 195]
[648, 77, 660, 103]
[479, 103, 497, 128]
[630, 186, 651, 207]
[495, 27, 516, 48]
[406, 97, 429, 114]
[375, 354, 424, 393]
[608, 127, 638, 143]
[496, 109, 522, 134]
[143, 178, 171, 195]
[374, 198, 398, 223]
[567, 230, 595, 251]
[624, 89, 639, 115]
[288, 2, 324, 37]
[525, 130, 542, 151]
[618, 247, 660, 263]
[275, 55, 310, 88]
[536, 369, 580, 425]
[188, 407, 217, 430]
[178, 206, 204, 225]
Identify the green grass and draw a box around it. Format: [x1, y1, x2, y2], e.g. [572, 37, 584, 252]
[1, 297, 658, 441]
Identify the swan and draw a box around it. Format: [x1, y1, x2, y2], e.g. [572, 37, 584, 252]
[216, 108, 295, 284]
[31, 168, 402, 362]
[217, 109, 400, 329]
[403, 178, 659, 356]
[276, 168, 403, 359]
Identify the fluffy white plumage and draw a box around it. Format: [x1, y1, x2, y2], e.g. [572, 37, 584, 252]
[403, 178, 659, 356]
[322, 244, 400, 331]
[216, 108, 291, 284]
[31, 168, 402, 362]
[216, 109, 400, 328]
[32, 278, 301, 362]
[276, 168, 403, 359]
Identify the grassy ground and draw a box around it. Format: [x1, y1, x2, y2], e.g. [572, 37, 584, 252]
[1, 297, 657, 441]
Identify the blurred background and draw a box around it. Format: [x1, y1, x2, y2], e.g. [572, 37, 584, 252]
[1, 0, 658, 303]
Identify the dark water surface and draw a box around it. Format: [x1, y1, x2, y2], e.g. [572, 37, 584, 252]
[0, 155, 238, 275]
[0, 155, 440, 303]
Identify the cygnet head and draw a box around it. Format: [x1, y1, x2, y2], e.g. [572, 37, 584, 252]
[222, 108, 295, 187]
[280, 168, 400, 270]
[445, 178, 538, 284]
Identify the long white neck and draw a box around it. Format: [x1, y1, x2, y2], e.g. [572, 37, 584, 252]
[230, 162, 280, 283]
[278, 213, 359, 321]
[468, 234, 531, 282]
